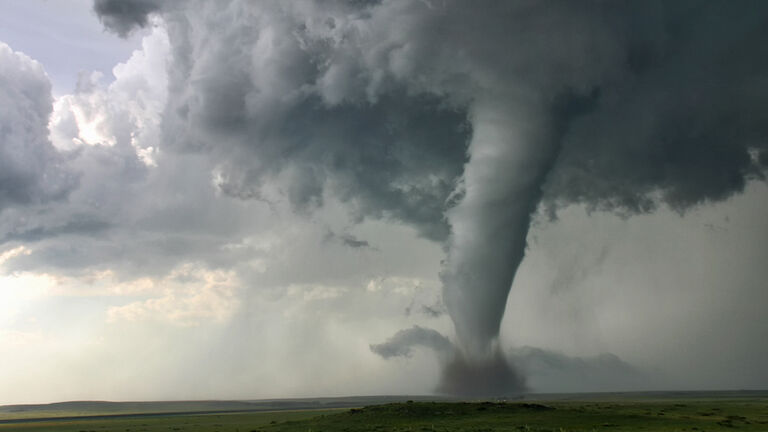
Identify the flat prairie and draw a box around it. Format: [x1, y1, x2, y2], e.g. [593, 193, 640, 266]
[2, 393, 767, 432]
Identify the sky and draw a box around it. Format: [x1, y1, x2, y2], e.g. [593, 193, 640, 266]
[0, 0, 767, 404]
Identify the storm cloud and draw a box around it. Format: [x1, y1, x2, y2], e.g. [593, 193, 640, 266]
[509, 347, 651, 393]
[87, 0, 768, 397]
[93, 0, 163, 37]
[0, 43, 76, 212]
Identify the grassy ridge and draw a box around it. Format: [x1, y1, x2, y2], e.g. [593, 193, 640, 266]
[0, 397, 445, 421]
[0, 401, 259, 421]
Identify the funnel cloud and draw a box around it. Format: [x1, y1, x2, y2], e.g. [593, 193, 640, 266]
[92, 0, 768, 396]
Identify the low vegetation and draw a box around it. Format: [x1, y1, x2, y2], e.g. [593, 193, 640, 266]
[2, 399, 768, 432]
[266, 400, 768, 432]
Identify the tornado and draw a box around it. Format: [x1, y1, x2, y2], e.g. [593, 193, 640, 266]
[438, 94, 561, 394]
[443, 97, 552, 353]
[370, 94, 566, 396]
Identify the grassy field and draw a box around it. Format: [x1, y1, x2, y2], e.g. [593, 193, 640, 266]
[0, 409, 344, 432]
[277, 399, 768, 432]
[2, 397, 768, 432]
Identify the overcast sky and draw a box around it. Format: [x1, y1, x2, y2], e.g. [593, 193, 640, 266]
[1, 0, 767, 404]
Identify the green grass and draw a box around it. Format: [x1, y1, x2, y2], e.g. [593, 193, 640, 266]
[262, 400, 768, 432]
[3, 399, 768, 432]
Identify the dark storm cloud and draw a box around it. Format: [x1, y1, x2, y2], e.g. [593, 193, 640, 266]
[93, 0, 163, 37]
[543, 1, 768, 216]
[509, 347, 650, 393]
[0, 43, 77, 213]
[186, 91, 470, 242]
[91, 2, 768, 216]
[0, 217, 110, 245]
[94, 0, 768, 395]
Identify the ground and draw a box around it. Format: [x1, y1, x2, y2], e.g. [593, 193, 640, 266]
[2, 395, 768, 432]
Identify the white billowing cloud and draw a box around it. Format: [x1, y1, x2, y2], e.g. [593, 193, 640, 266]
[2, 21, 251, 278]
[50, 71, 118, 149]
[107, 263, 240, 326]
[0, 245, 29, 266]
[0, 24, 171, 284]
[1, 268, 155, 298]
[49, 21, 169, 164]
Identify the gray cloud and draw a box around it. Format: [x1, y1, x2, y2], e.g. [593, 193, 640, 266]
[543, 1, 768, 215]
[89, 3, 768, 222]
[87, 0, 768, 395]
[183, 91, 469, 242]
[0, 217, 110, 245]
[0, 31, 261, 279]
[93, 0, 162, 37]
[0, 42, 77, 213]
[509, 347, 651, 394]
